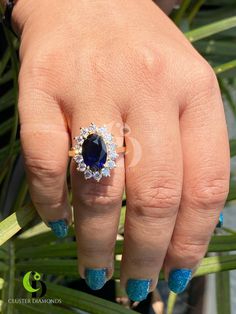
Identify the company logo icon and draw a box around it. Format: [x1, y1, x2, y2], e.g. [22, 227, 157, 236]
[22, 271, 47, 298]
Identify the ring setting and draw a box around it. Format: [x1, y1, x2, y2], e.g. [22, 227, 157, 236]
[69, 123, 122, 182]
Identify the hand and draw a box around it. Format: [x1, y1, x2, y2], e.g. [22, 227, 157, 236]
[14, 0, 229, 300]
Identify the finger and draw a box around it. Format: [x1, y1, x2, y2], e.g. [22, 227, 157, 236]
[19, 70, 72, 238]
[165, 65, 230, 294]
[121, 103, 183, 301]
[71, 109, 125, 290]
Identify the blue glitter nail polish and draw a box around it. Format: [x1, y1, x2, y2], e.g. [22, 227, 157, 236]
[216, 212, 224, 228]
[48, 220, 68, 238]
[168, 269, 192, 293]
[85, 268, 107, 290]
[126, 279, 151, 301]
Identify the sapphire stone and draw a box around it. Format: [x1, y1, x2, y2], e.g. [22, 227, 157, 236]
[82, 134, 107, 171]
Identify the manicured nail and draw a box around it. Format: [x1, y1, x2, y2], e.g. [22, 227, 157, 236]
[216, 212, 224, 228]
[85, 268, 107, 290]
[168, 269, 192, 293]
[126, 279, 151, 301]
[48, 219, 68, 238]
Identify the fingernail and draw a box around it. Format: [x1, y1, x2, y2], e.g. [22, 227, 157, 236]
[168, 269, 192, 293]
[126, 279, 151, 301]
[85, 268, 107, 290]
[216, 212, 224, 228]
[48, 219, 68, 238]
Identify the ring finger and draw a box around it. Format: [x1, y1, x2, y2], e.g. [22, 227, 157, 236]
[71, 108, 125, 290]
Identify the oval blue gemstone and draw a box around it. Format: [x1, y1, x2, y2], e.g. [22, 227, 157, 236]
[82, 134, 107, 171]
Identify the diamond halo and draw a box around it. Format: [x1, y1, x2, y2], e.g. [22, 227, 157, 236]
[73, 123, 118, 181]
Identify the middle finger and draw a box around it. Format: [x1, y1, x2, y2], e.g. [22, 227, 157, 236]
[121, 102, 182, 301]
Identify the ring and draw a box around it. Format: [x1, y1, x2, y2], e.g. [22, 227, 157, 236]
[69, 123, 125, 181]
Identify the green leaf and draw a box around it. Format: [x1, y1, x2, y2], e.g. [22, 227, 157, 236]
[0, 70, 13, 85]
[167, 291, 177, 314]
[0, 248, 8, 261]
[191, 7, 236, 27]
[0, 140, 20, 161]
[216, 265, 231, 314]
[1, 26, 19, 177]
[188, 0, 205, 24]
[15, 254, 236, 281]
[214, 60, 236, 74]
[195, 40, 236, 57]
[15, 233, 236, 260]
[0, 206, 36, 246]
[0, 261, 9, 272]
[219, 79, 236, 117]
[15, 227, 75, 250]
[0, 157, 15, 203]
[15, 239, 124, 260]
[14, 303, 74, 314]
[118, 206, 126, 232]
[0, 90, 14, 112]
[0, 118, 14, 136]
[17, 222, 51, 239]
[222, 227, 236, 235]
[0, 278, 4, 289]
[209, 235, 236, 252]
[195, 255, 236, 277]
[230, 139, 236, 157]
[228, 180, 236, 202]
[206, 0, 236, 5]
[1, 242, 15, 314]
[13, 178, 28, 212]
[0, 48, 11, 77]
[185, 16, 236, 42]
[46, 282, 136, 314]
[122, 192, 126, 201]
[15, 259, 78, 277]
[173, 0, 192, 25]
[16, 242, 77, 259]
[15, 259, 121, 279]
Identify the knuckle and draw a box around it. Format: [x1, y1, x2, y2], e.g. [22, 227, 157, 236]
[20, 61, 49, 84]
[25, 157, 66, 179]
[130, 175, 181, 219]
[126, 254, 159, 269]
[132, 44, 163, 78]
[186, 176, 229, 208]
[24, 157, 67, 208]
[19, 50, 62, 92]
[79, 235, 115, 258]
[79, 193, 121, 211]
[79, 183, 122, 211]
[79, 246, 113, 259]
[188, 59, 218, 97]
[33, 199, 65, 209]
[89, 50, 109, 77]
[170, 240, 206, 266]
[88, 52, 106, 80]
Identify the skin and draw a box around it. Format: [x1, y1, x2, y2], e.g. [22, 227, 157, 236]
[7, 0, 230, 292]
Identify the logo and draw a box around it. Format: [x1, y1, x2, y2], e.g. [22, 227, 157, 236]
[22, 271, 47, 298]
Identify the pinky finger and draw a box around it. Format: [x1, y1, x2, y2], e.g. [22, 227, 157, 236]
[164, 70, 230, 294]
